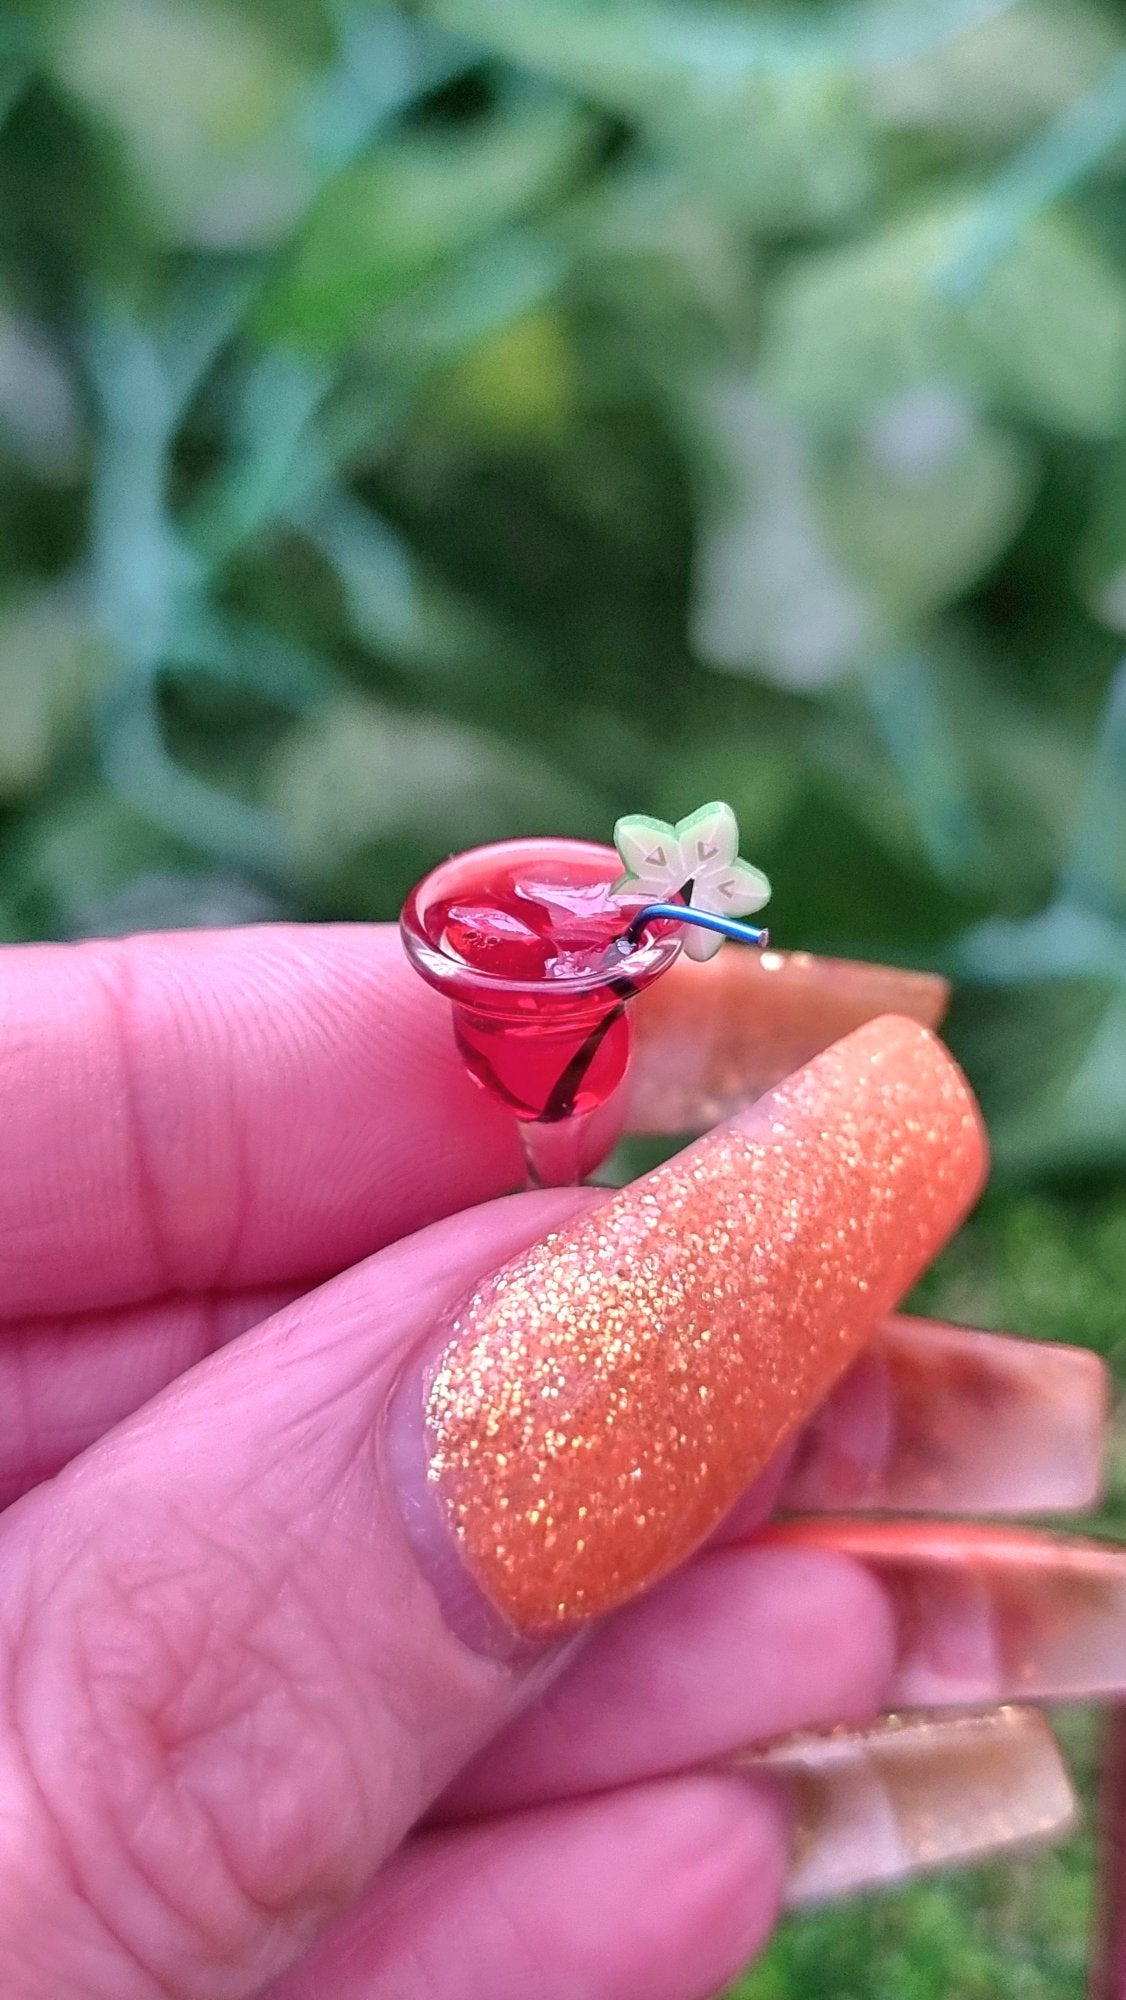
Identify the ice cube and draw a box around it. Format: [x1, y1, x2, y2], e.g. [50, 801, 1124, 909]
[514, 874, 624, 953]
[440, 899, 549, 977]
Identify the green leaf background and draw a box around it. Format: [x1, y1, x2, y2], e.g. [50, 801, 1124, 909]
[2, 0, 1126, 1989]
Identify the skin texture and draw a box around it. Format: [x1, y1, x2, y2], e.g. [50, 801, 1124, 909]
[0, 922, 1106, 2000]
[0, 924, 899, 2000]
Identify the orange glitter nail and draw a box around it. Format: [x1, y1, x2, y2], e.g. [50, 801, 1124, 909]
[423, 1015, 987, 1633]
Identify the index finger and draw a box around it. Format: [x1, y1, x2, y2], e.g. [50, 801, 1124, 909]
[0, 923, 950, 1321]
[0, 924, 534, 1317]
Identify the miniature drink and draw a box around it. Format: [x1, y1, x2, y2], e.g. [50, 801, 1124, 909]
[400, 838, 681, 1186]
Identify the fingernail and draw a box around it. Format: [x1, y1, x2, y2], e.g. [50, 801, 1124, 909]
[742, 1706, 1076, 1905]
[629, 949, 949, 1134]
[401, 1016, 985, 1635]
[762, 1521, 1126, 1706]
[783, 1315, 1108, 1516]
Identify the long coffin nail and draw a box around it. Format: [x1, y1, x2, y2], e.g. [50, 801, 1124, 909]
[628, 949, 948, 1135]
[783, 1314, 1108, 1517]
[741, 1707, 1076, 1906]
[400, 1016, 985, 1635]
[761, 1521, 1126, 1706]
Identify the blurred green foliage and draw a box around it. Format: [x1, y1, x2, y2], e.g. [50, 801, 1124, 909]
[2, 1, 1126, 1988]
[2, 0, 1126, 1185]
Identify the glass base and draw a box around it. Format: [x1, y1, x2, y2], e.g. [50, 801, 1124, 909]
[518, 1113, 594, 1189]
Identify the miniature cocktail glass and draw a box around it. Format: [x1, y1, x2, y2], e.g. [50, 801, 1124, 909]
[400, 837, 683, 1188]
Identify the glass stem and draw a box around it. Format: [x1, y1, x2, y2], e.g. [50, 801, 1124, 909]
[518, 1112, 593, 1189]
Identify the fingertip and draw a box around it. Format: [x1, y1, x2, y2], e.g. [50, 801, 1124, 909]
[274, 1770, 793, 2000]
[441, 1542, 899, 1820]
[0, 924, 530, 1314]
[741, 1547, 899, 1728]
[641, 1771, 791, 1997]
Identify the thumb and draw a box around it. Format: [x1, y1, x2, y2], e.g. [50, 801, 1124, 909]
[0, 1019, 981, 2000]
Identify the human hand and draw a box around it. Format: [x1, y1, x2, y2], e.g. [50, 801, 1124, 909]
[0, 926, 1109, 2000]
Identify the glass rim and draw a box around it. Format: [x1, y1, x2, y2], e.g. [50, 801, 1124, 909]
[399, 836, 682, 1000]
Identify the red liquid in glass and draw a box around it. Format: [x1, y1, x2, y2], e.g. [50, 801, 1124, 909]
[418, 851, 672, 1121]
